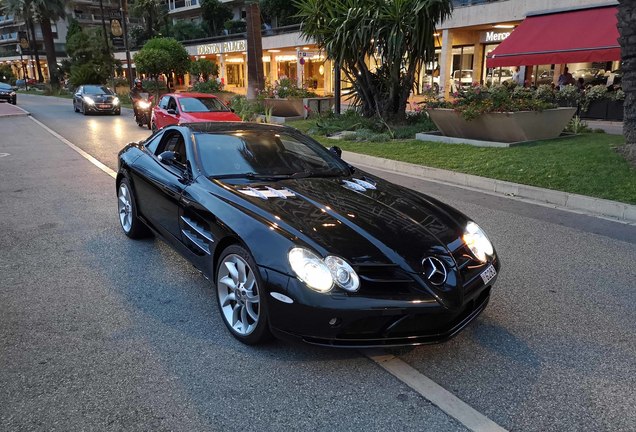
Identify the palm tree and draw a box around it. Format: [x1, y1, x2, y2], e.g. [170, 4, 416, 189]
[245, 1, 264, 99]
[2, 0, 44, 82]
[617, 0, 635, 161]
[296, 0, 453, 120]
[32, 0, 66, 87]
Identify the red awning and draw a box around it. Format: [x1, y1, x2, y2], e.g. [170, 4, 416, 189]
[486, 6, 620, 68]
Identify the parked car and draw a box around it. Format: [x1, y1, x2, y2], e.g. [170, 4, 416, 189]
[450, 69, 473, 93]
[572, 68, 607, 86]
[73, 85, 121, 115]
[0, 82, 16, 104]
[535, 70, 555, 86]
[486, 68, 513, 85]
[116, 122, 500, 346]
[152, 92, 241, 131]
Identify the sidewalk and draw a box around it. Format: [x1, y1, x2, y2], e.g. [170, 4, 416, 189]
[0, 103, 29, 117]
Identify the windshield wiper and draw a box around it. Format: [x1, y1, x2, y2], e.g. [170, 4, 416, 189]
[289, 170, 343, 179]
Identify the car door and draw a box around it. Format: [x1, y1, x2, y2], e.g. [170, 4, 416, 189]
[163, 97, 181, 126]
[130, 129, 191, 242]
[153, 95, 170, 129]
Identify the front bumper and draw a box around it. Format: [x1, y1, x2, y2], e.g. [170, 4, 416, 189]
[263, 266, 496, 348]
[0, 94, 15, 102]
[85, 103, 119, 113]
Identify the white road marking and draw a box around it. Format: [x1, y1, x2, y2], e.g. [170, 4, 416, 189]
[29, 116, 117, 179]
[0, 152, 10, 158]
[365, 350, 508, 432]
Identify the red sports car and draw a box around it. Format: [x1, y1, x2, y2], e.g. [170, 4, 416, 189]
[151, 92, 241, 130]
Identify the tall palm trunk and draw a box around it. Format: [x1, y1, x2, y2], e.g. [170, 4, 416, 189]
[26, 16, 43, 82]
[39, 17, 58, 87]
[245, 1, 264, 99]
[617, 0, 635, 159]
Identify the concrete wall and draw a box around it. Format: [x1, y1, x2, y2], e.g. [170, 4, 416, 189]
[439, 0, 617, 29]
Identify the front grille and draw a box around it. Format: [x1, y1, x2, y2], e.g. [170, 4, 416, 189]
[450, 244, 490, 292]
[354, 263, 417, 296]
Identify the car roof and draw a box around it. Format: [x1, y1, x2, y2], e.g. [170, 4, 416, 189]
[169, 92, 220, 99]
[178, 121, 298, 135]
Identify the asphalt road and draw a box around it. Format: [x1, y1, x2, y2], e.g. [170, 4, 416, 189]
[2, 94, 635, 432]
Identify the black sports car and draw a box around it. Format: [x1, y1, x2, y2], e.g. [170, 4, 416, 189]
[0, 82, 16, 104]
[73, 84, 121, 115]
[116, 123, 500, 347]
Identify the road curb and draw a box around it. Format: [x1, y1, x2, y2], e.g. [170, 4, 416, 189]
[342, 151, 636, 224]
[0, 104, 30, 117]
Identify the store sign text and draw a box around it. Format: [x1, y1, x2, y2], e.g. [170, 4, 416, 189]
[196, 40, 247, 55]
[481, 31, 511, 43]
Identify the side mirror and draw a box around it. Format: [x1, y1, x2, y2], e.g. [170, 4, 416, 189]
[167, 108, 178, 115]
[328, 146, 342, 158]
[158, 150, 177, 164]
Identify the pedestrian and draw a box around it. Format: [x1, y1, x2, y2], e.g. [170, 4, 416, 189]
[558, 67, 574, 89]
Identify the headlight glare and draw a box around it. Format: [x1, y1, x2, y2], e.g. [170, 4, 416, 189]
[463, 221, 494, 263]
[84, 96, 95, 105]
[138, 100, 151, 109]
[325, 256, 359, 292]
[288, 248, 333, 293]
[113, 97, 120, 105]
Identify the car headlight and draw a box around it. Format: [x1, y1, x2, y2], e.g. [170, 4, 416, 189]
[463, 221, 494, 263]
[113, 97, 120, 105]
[84, 96, 95, 105]
[288, 248, 360, 293]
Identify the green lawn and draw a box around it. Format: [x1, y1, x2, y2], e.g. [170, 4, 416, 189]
[288, 120, 636, 205]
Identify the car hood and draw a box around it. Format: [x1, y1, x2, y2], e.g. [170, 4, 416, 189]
[183, 111, 242, 122]
[218, 173, 468, 273]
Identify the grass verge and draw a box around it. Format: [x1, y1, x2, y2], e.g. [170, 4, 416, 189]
[289, 119, 635, 205]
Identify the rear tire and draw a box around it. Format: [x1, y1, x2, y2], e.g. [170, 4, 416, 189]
[216, 245, 272, 345]
[117, 178, 150, 239]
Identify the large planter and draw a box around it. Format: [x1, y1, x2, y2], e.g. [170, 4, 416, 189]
[580, 100, 609, 120]
[426, 107, 577, 143]
[264, 97, 335, 118]
[605, 100, 624, 121]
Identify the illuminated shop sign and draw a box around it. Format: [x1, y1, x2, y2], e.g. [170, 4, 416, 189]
[480, 31, 511, 43]
[196, 40, 247, 55]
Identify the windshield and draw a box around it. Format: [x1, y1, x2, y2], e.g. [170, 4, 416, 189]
[179, 97, 229, 113]
[195, 131, 350, 179]
[84, 85, 113, 95]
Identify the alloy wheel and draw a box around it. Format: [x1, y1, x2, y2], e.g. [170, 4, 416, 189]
[217, 254, 260, 336]
[118, 183, 133, 233]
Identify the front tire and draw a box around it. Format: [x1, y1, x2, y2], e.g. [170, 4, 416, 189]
[216, 245, 272, 345]
[117, 178, 150, 239]
[82, 102, 87, 115]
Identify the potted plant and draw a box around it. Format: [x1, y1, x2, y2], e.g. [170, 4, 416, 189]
[424, 83, 576, 143]
[259, 77, 333, 118]
[580, 85, 610, 119]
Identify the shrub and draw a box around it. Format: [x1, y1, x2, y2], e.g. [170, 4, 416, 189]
[229, 95, 263, 121]
[555, 84, 580, 107]
[259, 77, 317, 99]
[191, 80, 224, 93]
[69, 63, 108, 87]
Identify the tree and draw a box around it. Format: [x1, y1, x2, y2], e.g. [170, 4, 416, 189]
[200, 0, 233, 36]
[168, 20, 207, 41]
[0, 64, 16, 84]
[2, 0, 44, 82]
[617, 0, 635, 162]
[245, 1, 264, 99]
[32, 0, 66, 87]
[129, 0, 166, 38]
[134, 37, 190, 91]
[190, 58, 219, 81]
[66, 27, 115, 87]
[295, 0, 452, 120]
[260, 0, 299, 27]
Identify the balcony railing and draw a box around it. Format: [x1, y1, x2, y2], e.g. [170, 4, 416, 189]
[0, 15, 15, 24]
[0, 32, 17, 41]
[168, 0, 199, 11]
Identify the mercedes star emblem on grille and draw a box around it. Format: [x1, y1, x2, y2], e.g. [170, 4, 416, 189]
[422, 257, 447, 286]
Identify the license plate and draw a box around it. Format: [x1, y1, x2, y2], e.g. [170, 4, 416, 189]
[98, 104, 110, 109]
[480, 264, 497, 284]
